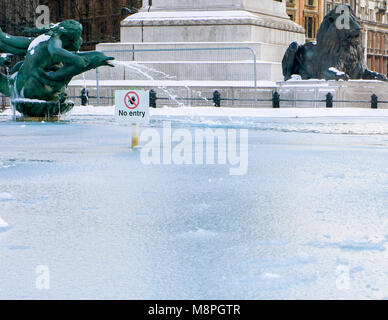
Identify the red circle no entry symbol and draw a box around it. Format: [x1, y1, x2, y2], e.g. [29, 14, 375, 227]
[124, 91, 140, 109]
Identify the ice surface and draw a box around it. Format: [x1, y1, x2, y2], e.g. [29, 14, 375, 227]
[0, 114, 388, 299]
[0, 192, 14, 201]
[6, 105, 386, 120]
[306, 239, 387, 252]
[0, 217, 9, 228]
[0, 215, 10, 233]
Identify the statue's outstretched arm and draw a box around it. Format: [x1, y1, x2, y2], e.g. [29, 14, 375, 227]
[39, 51, 114, 82]
[0, 28, 33, 50]
[48, 36, 86, 69]
[42, 37, 88, 81]
[0, 40, 28, 56]
[21, 27, 49, 37]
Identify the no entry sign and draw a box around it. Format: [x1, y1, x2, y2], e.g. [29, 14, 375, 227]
[124, 91, 140, 109]
[115, 90, 150, 124]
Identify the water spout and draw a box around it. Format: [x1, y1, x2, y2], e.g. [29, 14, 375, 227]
[112, 60, 210, 107]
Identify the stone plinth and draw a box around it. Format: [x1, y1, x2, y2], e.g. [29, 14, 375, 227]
[69, 79, 388, 109]
[85, 0, 305, 86]
[277, 80, 388, 108]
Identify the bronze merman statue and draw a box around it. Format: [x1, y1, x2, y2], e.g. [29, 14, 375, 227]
[0, 20, 114, 118]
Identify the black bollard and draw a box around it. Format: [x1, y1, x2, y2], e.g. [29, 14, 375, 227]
[213, 90, 221, 107]
[149, 89, 157, 108]
[81, 88, 89, 106]
[272, 91, 280, 108]
[371, 94, 378, 109]
[326, 92, 333, 108]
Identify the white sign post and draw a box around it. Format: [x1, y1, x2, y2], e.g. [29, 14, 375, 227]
[115, 90, 150, 148]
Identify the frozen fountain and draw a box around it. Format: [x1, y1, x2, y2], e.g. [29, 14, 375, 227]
[68, 0, 304, 108]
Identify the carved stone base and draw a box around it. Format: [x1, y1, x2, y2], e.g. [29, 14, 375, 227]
[121, 7, 304, 46]
[16, 116, 61, 122]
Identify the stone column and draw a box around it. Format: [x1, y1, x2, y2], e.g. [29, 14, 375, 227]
[298, 0, 304, 26]
[318, 0, 324, 24]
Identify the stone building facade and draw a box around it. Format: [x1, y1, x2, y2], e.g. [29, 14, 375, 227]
[286, 0, 325, 41]
[0, 0, 40, 108]
[0, 0, 39, 34]
[40, 0, 142, 50]
[286, 0, 388, 75]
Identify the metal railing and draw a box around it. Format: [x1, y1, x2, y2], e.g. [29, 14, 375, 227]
[0, 94, 9, 111]
[271, 91, 388, 109]
[68, 90, 388, 109]
[95, 47, 258, 107]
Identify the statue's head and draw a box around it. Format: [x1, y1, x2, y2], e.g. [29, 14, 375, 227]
[317, 6, 362, 48]
[49, 20, 83, 51]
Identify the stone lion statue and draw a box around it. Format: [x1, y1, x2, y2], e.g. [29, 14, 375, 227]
[282, 7, 387, 82]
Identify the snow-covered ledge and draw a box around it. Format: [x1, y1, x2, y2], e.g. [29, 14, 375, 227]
[140, 0, 290, 19]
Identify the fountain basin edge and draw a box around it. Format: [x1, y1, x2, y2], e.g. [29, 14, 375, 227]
[13, 99, 74, 121]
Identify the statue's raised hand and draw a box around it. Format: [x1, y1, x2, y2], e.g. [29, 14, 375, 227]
[0, 53, 11, 67]
[0, 27, 7, 41]
[77, 51, 115, 69]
